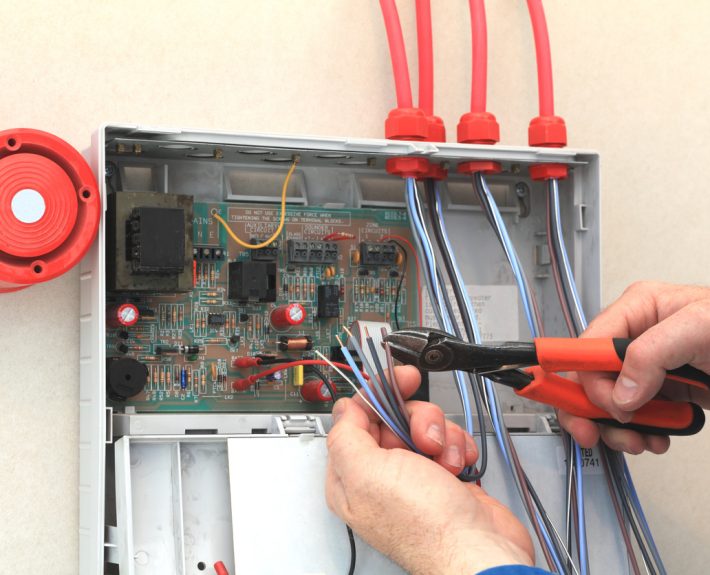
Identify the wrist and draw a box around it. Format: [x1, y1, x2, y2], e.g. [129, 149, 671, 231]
[409, 529, 533, 575]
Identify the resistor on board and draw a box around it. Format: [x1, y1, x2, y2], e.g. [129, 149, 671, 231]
[180, 368, 187, 390]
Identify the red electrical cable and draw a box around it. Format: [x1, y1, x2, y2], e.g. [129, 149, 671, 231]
[469, 0, 487, 114]
[415, 0, 433, 116]
[379, 0, 413, 109]
[526, 0, 554, 117]
[214, 561, 229, 575]
[457, 0, 499, 150]
[232, 360, 368, 392]
[525, 0, 567, 167]
[379, 234, 424, 322]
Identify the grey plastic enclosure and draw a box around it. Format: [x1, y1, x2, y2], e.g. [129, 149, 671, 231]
[78, 125, 625, 574]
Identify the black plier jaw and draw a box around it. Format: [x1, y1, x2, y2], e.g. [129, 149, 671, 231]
[384, 328, 538, 373]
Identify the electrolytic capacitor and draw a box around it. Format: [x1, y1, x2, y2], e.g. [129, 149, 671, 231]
[300, 378, 333, 403]
[107, 303, 140, 328]
[270, 303, 306, 330]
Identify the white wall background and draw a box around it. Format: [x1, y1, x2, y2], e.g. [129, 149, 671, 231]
[0, 0, 708, 572]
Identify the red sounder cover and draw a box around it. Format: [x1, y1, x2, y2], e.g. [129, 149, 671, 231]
[0, 129, 100, 292]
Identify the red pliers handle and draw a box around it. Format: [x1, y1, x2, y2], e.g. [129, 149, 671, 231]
[518, 367, 705, 436]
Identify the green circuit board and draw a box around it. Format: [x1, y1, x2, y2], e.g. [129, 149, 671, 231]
[106, 201, 419, 412]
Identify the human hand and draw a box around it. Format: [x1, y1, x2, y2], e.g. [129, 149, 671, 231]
[326, 365, 534, 575]
[559, 281, 710, 454]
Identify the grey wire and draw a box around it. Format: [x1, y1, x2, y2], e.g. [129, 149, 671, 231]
[348, 332, 406, 435]
[366, 336, 410, 434]
[425, 180, 491, 480]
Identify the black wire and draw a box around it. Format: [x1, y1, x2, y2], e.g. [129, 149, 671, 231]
[305, 365, 338, 403]
[387, 240, 408, 330]
[346, 525, 356, 575]
[423, 181, 488, 482]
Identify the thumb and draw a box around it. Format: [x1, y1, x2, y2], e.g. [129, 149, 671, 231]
[612, 299, 710, 415]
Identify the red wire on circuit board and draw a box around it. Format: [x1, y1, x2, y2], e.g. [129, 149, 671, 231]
[232, 359, 368, 392]
[379, 234, 424, 322]
[322, 232, 356, 241]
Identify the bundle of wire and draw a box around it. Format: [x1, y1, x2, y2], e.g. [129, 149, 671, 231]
[403, 176, 578, 573]
[313, 327, 416, 453]
[545, 178, 666, 575]
[468, 173, 589, 574]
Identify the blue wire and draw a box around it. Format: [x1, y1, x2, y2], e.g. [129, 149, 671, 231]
[574, 443, 588, 575]
[548, 178, 668, 573]
[622, 458, 666, 572]
[340, 345, 417, 451]
[409, 177, 566, 571]
[476, 174, 574, 571]
[405, 178, 475, 437]
[475, 175, 540, 335]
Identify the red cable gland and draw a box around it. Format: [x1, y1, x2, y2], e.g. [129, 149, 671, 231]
[528, 163, 568, 181]
[418, 162, 447, 181]
[425, 115, 446, 143]
[385, 107, 430, 141]
[0, 128, 100, 293]
[457, 160, 501, 175]
[457, 112, 500, 145]
[528, 115, 567, 148]
[385, 157, 431, 179]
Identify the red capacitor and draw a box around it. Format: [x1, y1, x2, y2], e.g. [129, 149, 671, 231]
[107, 303, 140, 328]
[0, 129, 100, 292]
[270, 303, 306, 330]
[300, 379, 333, 403]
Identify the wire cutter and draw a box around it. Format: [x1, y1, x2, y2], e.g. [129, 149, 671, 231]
[384, 328, 710, 436]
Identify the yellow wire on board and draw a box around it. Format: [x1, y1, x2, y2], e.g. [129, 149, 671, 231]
[212, 159, 298, 249]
